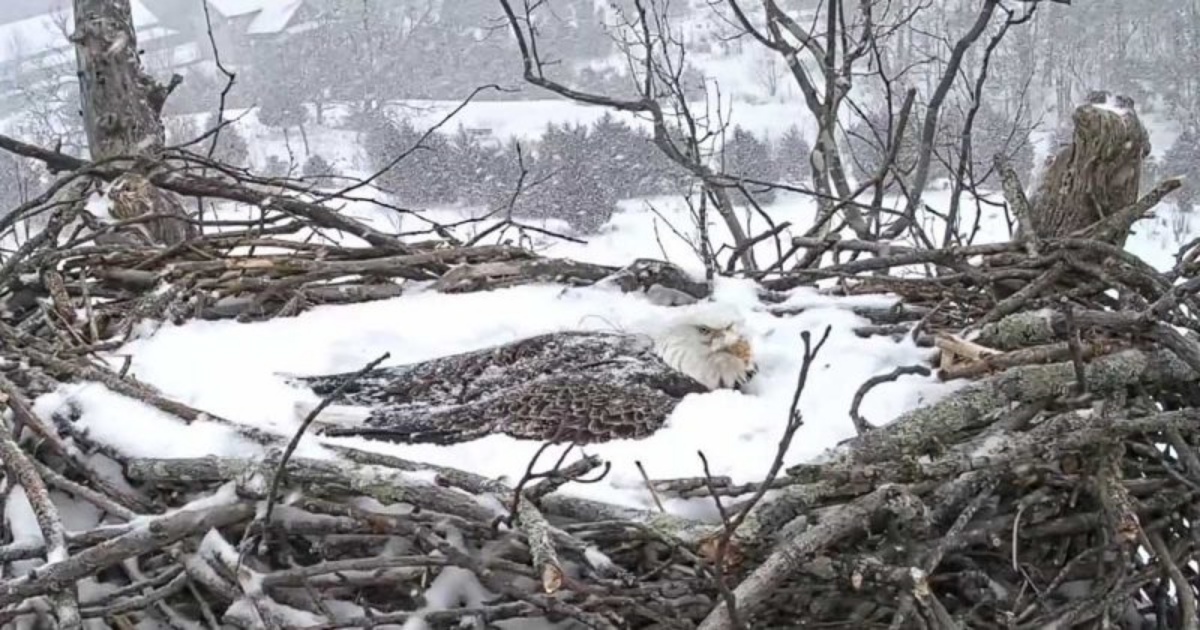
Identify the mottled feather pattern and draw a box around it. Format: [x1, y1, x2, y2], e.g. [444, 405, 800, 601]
[292, 331, 660, 409]
[293, 309, 755, 446]
[322, 373, 694, 445]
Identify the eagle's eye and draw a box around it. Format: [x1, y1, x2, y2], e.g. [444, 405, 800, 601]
[696, 325, 713, 335]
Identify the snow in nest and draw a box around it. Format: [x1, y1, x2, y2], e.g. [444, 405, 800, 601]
[1090, 92, 1132, 117]
[404, 566, 490, 630]
[4, 484, 43, 550]
[20, 103, 1197, 517]
[33, 272, 953, 515]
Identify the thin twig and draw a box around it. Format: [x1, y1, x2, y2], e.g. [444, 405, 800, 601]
[249, 351, 391, 554]
[850, 364, 934, 435]
[635, 460, 668, 513]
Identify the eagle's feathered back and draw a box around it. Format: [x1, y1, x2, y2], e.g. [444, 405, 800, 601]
[289, 306, 756, 446]
[108, 173, 197, 246]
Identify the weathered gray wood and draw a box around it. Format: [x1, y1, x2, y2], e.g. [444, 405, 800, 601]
[1025, 91, 1151, 247]
[0, 131, 413, 252]
[697, 486, 911, 630]
[513, 495, 564, 594]
[124, 456, 501, 524]
[838, 347, 1197, 467]
[0, 503, 255, 609]
[72, 0, 195, 246]
[72, 0, 166, 160]
[0, 415, 82, 628]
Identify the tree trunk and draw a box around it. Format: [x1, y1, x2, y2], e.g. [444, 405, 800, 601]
[298, 123, 312, 156]
[1024, 91, 1152, 247]
[73, 0, 166, 161]
[73, 0, 195, 246]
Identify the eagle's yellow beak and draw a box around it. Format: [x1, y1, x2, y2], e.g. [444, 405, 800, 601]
[726, 336, 753, 364]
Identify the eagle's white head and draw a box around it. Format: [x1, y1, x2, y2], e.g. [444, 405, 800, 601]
[653, 303, 756, 391]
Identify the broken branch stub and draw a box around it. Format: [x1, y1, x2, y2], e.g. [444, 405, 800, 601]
[1024, 91, 1152, 247]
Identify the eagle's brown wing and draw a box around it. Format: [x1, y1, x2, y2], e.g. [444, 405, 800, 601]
[289, 330, 657, 410]
[319, 371, 703, 445]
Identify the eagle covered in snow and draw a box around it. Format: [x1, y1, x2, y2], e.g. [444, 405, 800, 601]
[288, 305, 757, 446]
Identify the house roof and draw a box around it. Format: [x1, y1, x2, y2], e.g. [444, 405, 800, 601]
[204, 0, 304, 35]
[207, 0, 281, 19]
[246, 0, 303, 35]
[0, 1, 65, 26]
[0, 0, 166, 67]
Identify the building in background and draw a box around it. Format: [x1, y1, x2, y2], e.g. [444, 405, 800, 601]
[0, 0, 314, 117]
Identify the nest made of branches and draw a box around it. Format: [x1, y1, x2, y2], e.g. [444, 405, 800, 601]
[0, 156, 1198, 629]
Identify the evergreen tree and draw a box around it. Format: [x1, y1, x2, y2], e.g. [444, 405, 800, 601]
[936, 104, 1035, 186]
[479, 138, 527, 212]
[845, 106, 926, 193]
[0, 153, 42, 218]
[164, 116, 199, 147]
[362, 117, 425, 200]
[257, 95, 308, 137]
[587, 113, 678, 197]
[1162, 125, 1200, 212]
[262, 155, 292, 179]
[588, 113, 633, 184]
[449, 125, 500, 205]
[513, 122, 618, 233]
[303, 154, 338, 179]
[199, 113, 250, 168]
[722, 126, 781, 205]
[774, 125, 812, 185]
[412, 131, 457, 205]
[254, 43, 312, 152]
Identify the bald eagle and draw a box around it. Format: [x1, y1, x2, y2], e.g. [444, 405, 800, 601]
[288, 305, 756, 446]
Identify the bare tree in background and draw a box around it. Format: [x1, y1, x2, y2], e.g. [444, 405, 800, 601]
[3, 8, 86, 157]
[500, 0, 763, 272]
[720, 1, 1048, 245]
[500, 0, 1047, 279]
[723, 0, 879, 238]
[72, 0, 193, 245]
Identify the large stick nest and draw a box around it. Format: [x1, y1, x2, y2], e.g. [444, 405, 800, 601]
[0, 121, 1196, 630]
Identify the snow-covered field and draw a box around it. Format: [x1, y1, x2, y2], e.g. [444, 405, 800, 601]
[15, 98, 1200, 522]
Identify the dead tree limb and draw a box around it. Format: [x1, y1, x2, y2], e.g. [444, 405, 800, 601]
[1024, 92, 1153, 247]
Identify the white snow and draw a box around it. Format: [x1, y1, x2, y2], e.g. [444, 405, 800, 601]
[0, 0, 167, 68]
[403, 565, 491, 630]
[206, 0, 277, 19]
[33, 268, 953, 515]
[17, 82, 1200, 521]
[33, 385, 265, 461]
[245, 1, 304, 35]
[50, 490, 103, 533]
[1091, 93, 1131, 117]
[4, 485, 43, 549]
[583, 546, 616, 573]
